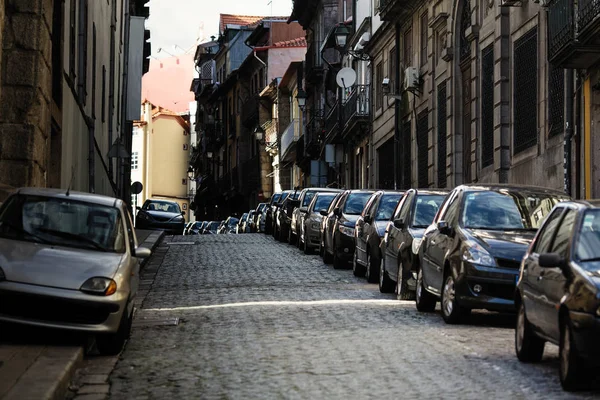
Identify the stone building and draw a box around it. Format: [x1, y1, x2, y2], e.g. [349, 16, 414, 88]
[0, 0, 150, 202]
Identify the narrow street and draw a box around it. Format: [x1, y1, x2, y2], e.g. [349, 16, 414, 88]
[107, 234, 598, 399]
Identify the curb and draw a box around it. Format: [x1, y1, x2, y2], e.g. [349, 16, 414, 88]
[138, 231, 165, 271]
[3, 346, 83, 400]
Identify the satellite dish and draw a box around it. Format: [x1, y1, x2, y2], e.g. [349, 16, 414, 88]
[336, 67, 357, 88]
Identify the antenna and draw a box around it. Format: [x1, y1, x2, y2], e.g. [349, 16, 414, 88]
[66, 164, 76, 196]
[336, 67, 357, 88]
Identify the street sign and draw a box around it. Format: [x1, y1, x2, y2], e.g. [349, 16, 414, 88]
[131, 181, 143, 195]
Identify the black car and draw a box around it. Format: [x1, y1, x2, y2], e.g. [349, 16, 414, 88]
[515, 200, 600, 391]
[264, 192, 283, 235]
[354, 190, 403, 283]
[135, 199, 186, 234]
[322, 190, 375, 269]
[289, 188, 342, 245]
[417, 184, 569, 324]
[380, 189, 448, 297]
[274, 190, 300, 242]
[186, 221, 205, 235]
[202, 221, 221, 234]
[300, 192, 340, 254]
[219, 216, 239, 234]
[319, 192, 344, 258]
[272, 190, 293, 239]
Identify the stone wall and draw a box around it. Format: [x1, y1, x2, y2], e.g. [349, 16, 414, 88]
[0, 0, 53, 200]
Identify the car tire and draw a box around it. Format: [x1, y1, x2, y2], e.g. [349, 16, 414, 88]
[96, 308, 132, 356]
[396, 261, 415, 300]
[560, 318, 584, 391]
[441, 273, 470, 324]
[515, 302, 545, 363]
[379, 257, 394, 293]
[352, 251, 365, 277]
[415, 268, 436, 312]
[365, 251, 378, 284]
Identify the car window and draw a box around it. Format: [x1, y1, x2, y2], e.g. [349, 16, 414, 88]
[313, 194, 336, 213]
[575, 209, 600, 262]
[343, 193, 373, 215]
[332, 193, 347, 212]
[302, 192, 316, 207]
[532, 207, 564, 254]
[392, 193, 409, 219]
[123, 207, 137, 251]
[442, 191, 462, 225]
[375, 194, 402, 221]
[412, 195, 446, 227]
[144, 200, 180, 213]
[550, 209, 576, 258]
[398, 192, 415, 223]
[361, 193, 380, 217]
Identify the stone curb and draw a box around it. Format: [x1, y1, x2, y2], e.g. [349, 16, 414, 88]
[138, 231, 165, 272]
[2, 346, 83, 400]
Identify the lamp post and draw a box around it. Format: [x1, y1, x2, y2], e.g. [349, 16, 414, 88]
[296, 89, 307, 112]
[254, 125, 266, 145]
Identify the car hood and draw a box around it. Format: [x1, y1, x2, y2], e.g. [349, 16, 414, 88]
[144, 210, 182, 221]
[466, 229, 535, 260]
[0, 239, 124, 290]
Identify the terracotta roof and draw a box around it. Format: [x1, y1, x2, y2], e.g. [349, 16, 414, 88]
[219, 14, 264, 33]
[273, 37, 307, 48]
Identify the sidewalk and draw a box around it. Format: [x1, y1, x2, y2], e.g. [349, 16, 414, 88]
[0, 229, 165, 400]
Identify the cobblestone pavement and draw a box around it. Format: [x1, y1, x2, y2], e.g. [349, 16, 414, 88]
[108, 234, 600, 399]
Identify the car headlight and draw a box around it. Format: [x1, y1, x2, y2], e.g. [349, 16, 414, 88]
[412, 238, 422, 255]
[81, 277, 117, 296]
[339, 225, 354, 236]
[138, 212, 149, 220]
[0, 267, 5, 281]
[462, 240, 496, 267]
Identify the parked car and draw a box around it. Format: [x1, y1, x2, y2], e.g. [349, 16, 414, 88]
[135, 199, 185, 235]
[272, 190, 293, 239]
[354, 190, 404, 283]
[246, 210, 258, 233]
[319, 192, 344, 258]
[202, 221, 221, 234]
[321, 189, 375, 268]
[254, 203, 267, 232]
[237, 213, 249, 234]
[515, 200, 600, 390]
[274, 190, 300, 241]
[379, 189, 448, 297]
[188, 221, 205, 235]
[300, 192, 340, 254]
[289, 188, 342, 245]
[264, 192, 283, 235]
[0, 187, 151, 355]
[417, 184, 569, 324]
[219, 216, 239, 234]
[183, 221, 194, 235]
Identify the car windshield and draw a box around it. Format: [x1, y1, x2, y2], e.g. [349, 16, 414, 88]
[271, 193, 282, 205]
[375, 194, 402, 221]
[257, 204, 266, 212]
[208, 221, 220, 230]
[291, 191, 301, 200]
[412, 195, 447, 227]
[343, 193, 373, 215]
[144, 200, 180, 213]
[0, 194, 125, 253]
[461, 190, 567, 230]
[303, 192, 316, 207]
[241, 213, 248, 221]
[227, 218, 239, 227]
[574, 210, 600, 264]
[313, 194, 336, 212]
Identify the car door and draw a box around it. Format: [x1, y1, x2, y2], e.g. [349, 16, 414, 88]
[329, 193, 348, 252]
[387, 192, 414, 280]
[521, 206, 565, 333]
[356, 193, 379, 265]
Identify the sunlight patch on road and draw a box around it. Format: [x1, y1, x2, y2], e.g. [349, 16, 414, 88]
[144, 299, 412, 312]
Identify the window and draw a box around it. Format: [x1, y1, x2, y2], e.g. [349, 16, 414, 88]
[417, 109, 429, 188]
[437, 81, 447, 187]
[548, 65, 565, 137]
[375, 62, 383, 110]
[403, 28, 413, 66]
[513, 28, 538, 154]
[77, 0, 88, 104]
[131, 152, 138, 170]
[389, 47, 396, 95]
[532, 207, 564, 254]
[420, 13, 428, 67]
[550, 209, 576, 257]
[481, 45, 494, 167]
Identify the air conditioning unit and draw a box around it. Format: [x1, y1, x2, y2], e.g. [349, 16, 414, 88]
[403, 67, 420, 92]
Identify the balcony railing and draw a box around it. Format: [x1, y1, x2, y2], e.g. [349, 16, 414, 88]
[548, 0, 600, 68]
[324, 102, 339, 140]
[280, 119, 300, 160]
[342, 85, 370, 126]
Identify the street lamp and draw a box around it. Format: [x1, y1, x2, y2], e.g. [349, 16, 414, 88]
[296, 89, 307, 111]
[254, 125, 266, 144]
[334, 24, 350, 49]
[207, 151, 213, 159]
[187, 166, 194, 180]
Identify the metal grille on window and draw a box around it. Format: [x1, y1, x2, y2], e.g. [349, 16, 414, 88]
[481, 45, 494, 167]
[417, 110, 429, 188]
[548, 65, 564, 137]
[437, 82, 447, 187]
[513, 28, 538, 154]
[401, 119, 412, 189]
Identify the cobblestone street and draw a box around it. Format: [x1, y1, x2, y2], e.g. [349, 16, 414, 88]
[108, 234, 600, 399]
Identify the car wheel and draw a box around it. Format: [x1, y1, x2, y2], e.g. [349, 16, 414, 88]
[352, 251, 365, 277]
[379, 257, 394, 293]
[415, 268, 436, 312]
[365, 252, 378, 284]
[441, 273, 469, 324]
[96, 308, 132, 356]
[515, 302, 545, 363]
[396, 261, 415, 300]
[560, 318, 584, 391]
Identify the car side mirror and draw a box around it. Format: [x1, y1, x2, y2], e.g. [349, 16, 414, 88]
[364, 215, 372, 224]
[134, 246, 151, 259]
[333, 207, 341, 217]
[437, 220, 451, 235]
[539, 252, 566, 269]
[182, 211, 186, 216]
[136, 206, 141, 211]
[320, 210, 328, 216]
[393, 218, 404, 229]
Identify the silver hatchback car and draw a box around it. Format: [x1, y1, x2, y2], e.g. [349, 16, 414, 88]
[0, 187, 151, 354]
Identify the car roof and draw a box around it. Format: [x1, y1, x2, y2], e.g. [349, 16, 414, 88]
[557, 199, 600, 209]
[345, 189, 376, 194]
[15, 187, 120, 208]
[413, 189, 450, 196]
[455, 183, 567, 196]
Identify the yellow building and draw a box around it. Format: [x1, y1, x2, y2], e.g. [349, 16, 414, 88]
[132, 101, 192, 222]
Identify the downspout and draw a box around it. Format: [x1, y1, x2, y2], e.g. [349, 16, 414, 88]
[120, 0, 131, 202]
[394, 22, 401, 190]
[565, 69, 574, 196]
[108, 0, 116, 179]
[574, 72, 582, 198]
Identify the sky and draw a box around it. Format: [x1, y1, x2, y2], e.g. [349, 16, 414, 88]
[147, 0, 294, 58]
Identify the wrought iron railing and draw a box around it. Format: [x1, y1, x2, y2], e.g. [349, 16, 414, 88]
[547, 0, 575, 60]
[342, 85, 370, 124]
[325, 102, 339, 137]
[578, 0, 600, 32]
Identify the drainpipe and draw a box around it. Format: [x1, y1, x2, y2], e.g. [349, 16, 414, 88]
[120, 0, 131, 203]
[575, 72, 582, 198]
[565, 69, 574, 196]
[394, 22, 401, 190]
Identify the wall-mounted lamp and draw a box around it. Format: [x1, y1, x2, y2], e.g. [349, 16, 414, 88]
[296, 89, 307, 111]
[254, 125, 266, 144]
[332, 23, 371, 61]
[207, 151, 213, 159]
[187, 166, 194, 180]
